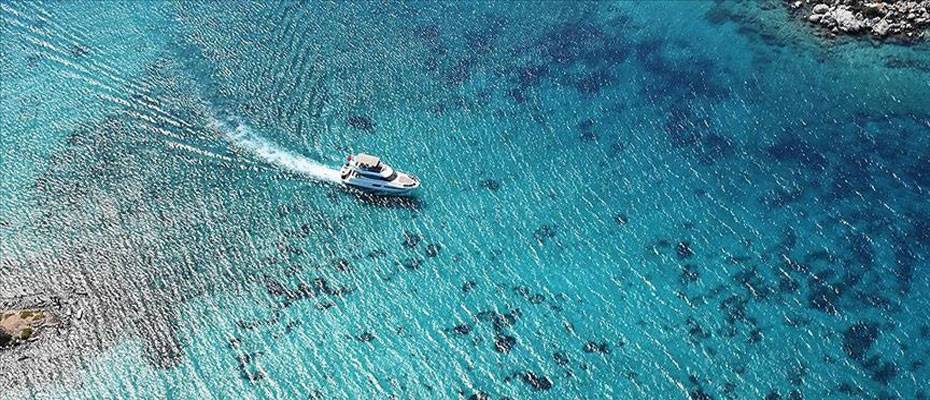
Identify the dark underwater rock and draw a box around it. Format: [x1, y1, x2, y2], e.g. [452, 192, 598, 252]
[1, 309, 55, 348]
[450, 323, 472, 335]
[71, 44, 89, 57]
[519, 371, 553, 391]
[494, 334, 516, 353]
[332, 258, 351, 272]
[615, 213, 629, 225]
[0, 330, 12, 347]
[528, 293, 545, 304]
[465, 391, 489, 400]
[689, 389, 713, 400]
[793, 1, 930, 41]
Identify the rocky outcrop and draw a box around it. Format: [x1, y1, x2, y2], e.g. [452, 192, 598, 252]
[787, 0, 930, 41]
[0, 309, 56, 348]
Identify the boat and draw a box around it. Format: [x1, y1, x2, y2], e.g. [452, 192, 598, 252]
[340, 153, 420, 195]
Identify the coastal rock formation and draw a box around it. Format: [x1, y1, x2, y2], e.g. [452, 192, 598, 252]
[0, 309, 55, 348]
[789, 0, 930, 40]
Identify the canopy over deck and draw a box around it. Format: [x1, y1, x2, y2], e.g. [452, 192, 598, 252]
[354, 153, 381, 168]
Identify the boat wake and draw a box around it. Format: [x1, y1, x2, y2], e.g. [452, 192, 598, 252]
[209, 117, 341, 184]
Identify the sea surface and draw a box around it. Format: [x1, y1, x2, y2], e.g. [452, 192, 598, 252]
[1, 1, 929, 399]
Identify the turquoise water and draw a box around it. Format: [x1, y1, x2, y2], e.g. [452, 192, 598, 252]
[1, 1, 929, 399]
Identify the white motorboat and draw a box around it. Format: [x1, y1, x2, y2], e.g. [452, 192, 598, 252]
[340, 153, 420, 195]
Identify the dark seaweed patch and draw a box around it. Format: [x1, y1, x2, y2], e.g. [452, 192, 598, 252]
[475, 308, 521, 332]
[464, 391, 489, 400]
[514, 371, 553, 391]
[766, 135, 827, 168]
[425, 243, 442, 257]
[680, 264, 700, 284]
[689, 389, 713, 400]
[842, 322, 879, 361]
[448, 323, 472, 336]
[733, 267, 775, 300]
[403, 231, 422, 248]
[575, 69, 614, 95]
[862, 356, 898, 385]
[844, 232, 874, 269]
[507, 88, 526, 103]
[747, 328, 764, 344]
[533, 224, 557, 244]
[686, 317, 710, 340]
[677, 241, 695, 259]
[552, 351, 570, 367]
[516, 65, 548, 87]
[894, 244, 912, 294]
[414, 24, 441, 43]
[528, 293, 545, 304]
[720, 295, 749, 324]
[478, 178, 501, 191]
[911, 218, 930, 246]
[636, 39, 729, 102]
[444, 58, 475, 87]
[401, 258, 422, 270]
[807, 273, 842, 315]
[664, 107, 734, 164]
[540, 22, 605, 65]
[582, 341, 610, 354]
[760, 187, 804, 209]
[704, 3, 734, 25]
[578, 118, 598, 141]
[346, 115, 374, 131]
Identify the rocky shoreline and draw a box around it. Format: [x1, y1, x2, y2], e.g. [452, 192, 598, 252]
[787, 0, 930, 41]
[0, 291, 79, 350]
[0, 309, 56, 348]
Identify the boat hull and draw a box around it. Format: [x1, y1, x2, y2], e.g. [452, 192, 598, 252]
[342, 181, 418, 196]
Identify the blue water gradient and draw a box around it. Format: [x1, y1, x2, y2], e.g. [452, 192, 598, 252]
[1, 1, 928, 399]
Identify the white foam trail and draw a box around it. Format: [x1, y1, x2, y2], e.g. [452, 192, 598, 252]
[210, 118, 341, 184]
